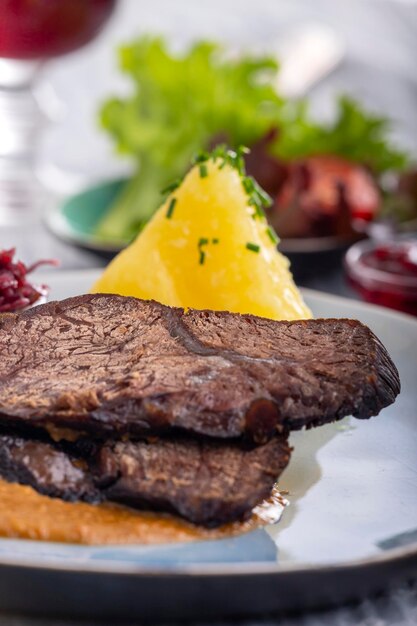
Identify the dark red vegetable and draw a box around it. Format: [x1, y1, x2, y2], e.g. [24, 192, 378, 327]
[271, 155, 381, 239]
[0, 249, 58, 312]
[243, 128, 288, 197]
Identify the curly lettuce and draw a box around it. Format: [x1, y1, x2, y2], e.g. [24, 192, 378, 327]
[97, 36, 408, 242]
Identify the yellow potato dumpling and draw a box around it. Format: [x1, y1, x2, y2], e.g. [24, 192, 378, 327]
[93, 156, 312, 321]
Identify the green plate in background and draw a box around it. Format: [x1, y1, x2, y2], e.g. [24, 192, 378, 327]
[45, 178, 129, 256]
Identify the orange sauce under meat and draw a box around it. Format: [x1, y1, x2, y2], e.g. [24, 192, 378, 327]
[0, 479, 287, 545]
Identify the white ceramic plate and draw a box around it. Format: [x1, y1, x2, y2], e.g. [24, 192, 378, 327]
[0, 269, 416, 621]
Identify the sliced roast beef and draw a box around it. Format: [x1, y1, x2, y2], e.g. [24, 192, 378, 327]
[0, 435, 98, 502]
[0, 434, 291, 526]
[95, 435, 291, 526]
[0, 294, 400, 442]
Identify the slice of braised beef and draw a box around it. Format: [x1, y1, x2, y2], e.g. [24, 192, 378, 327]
[0, 294, 400, 443]
[0, 433, 291, 527]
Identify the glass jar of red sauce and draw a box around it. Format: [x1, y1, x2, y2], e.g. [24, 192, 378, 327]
[345, 238, 417, 317]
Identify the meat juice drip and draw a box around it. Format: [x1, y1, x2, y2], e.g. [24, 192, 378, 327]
[0, 480, 288, 545]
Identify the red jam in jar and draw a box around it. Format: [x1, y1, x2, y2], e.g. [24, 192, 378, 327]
[345, 239, 417, 316]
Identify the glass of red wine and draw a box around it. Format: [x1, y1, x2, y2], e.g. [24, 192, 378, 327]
[0, 0, 117, 224]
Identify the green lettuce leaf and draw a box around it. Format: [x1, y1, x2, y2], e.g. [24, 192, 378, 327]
[97, 36, 408, 242]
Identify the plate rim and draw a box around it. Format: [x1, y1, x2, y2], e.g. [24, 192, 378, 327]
[0, 540, 415, 577]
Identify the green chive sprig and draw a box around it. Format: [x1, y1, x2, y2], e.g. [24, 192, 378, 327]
[162, 146, 273, 223]
[197, 237, 220, 265]
[166, 197, 177, 219]
[161, 179, 181, 195]
[195, 145, 273, 218]
[266, 226, 279, 245]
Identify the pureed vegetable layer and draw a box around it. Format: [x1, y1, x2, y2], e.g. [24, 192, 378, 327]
[0, 479, 284, 545]
[93, 148, 311, 321]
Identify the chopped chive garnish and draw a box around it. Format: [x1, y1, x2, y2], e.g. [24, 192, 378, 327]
[243, 177, 254, 194]
[161, 179, 181, 195]
[248, 202, 265, 222]
[163, 146, 271, 224]
[197, 237, 208, 265]
[246, 242, 260, 253]
[193, 150, 210, 164]
[189, 144, 272, 220]
[254, 182, 272, 206]
[266, 226, 278, 244]
[236, 156, 245, 176]
[165, 197, 177, 219]
[197, 237, 220, 264]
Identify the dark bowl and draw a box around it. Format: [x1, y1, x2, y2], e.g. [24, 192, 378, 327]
[279, 235, 363, 281]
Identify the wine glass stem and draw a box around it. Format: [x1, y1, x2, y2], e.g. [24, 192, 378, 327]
[0, 59, 47, 225]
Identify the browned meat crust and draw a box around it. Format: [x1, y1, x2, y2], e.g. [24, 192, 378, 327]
[0, 294, 400, 442]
